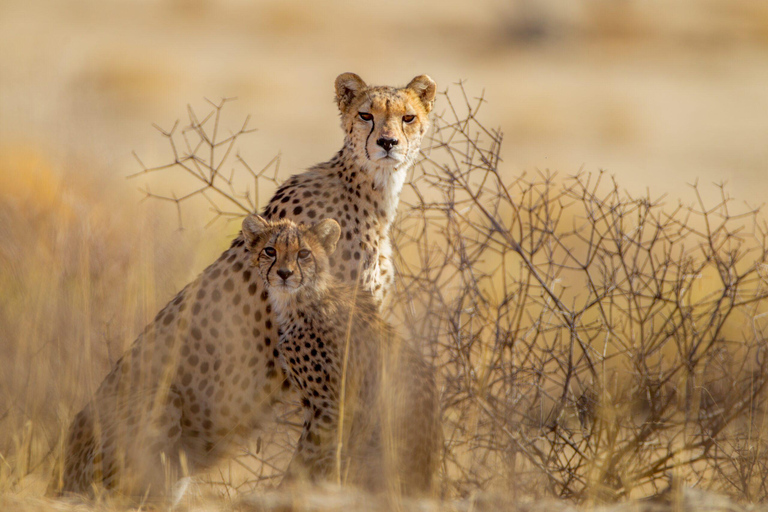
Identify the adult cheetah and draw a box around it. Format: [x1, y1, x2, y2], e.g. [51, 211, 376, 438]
[242, 216, 439, 496]
[48, 73, 436, 500]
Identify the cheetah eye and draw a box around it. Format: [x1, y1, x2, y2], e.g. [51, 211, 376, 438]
[298, 249, 311, 259]
[263, 247, 276, 257]
[403, 114, 416, 123]
[358, 112, 373, 122]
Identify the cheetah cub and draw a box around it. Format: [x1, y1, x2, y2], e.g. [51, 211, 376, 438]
[242, 215, 440, 496]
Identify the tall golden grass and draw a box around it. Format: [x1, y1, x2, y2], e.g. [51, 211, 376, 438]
[0, 145, 230, 502]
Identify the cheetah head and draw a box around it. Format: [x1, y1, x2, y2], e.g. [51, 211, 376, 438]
[335, 73, 436, 186]
[242, 215, 341, 297]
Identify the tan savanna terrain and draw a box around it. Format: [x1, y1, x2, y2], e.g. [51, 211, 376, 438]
[2, 0, 768, 510]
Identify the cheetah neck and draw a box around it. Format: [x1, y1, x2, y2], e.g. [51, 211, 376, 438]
[334, 145, 410, 226]
[267, 277, 332, 327]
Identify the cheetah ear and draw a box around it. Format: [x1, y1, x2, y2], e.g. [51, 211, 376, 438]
[335, 73, 367, 114]
[309, 219, 341, 255]
[242, 214, 270, 249]
[406, 75, 437, 113]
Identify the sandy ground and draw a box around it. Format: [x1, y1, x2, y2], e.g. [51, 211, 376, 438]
[0, 484, 762, 512]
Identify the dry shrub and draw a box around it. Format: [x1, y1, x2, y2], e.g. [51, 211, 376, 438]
[390, 85, 768, 502]
[129, 97, 281, 230]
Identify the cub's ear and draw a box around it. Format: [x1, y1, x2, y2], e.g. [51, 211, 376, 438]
[242, 215, 271, 249]
[335, 73, 367, 114]
[406, 74, 437, 113]
[309, 219, 341, 255]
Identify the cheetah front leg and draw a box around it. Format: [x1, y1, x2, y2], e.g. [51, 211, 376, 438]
[283, 401, 340, 484]
[111, 385, 188, 499]
[55, 385, 187, 501]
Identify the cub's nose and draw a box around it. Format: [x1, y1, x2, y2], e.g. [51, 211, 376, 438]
[276, 269, 294, 281]
[376, 137, 398, 152]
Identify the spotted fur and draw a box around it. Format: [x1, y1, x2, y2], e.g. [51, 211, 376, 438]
[243, 217, 439, 496]
[48, 73, 436, 500]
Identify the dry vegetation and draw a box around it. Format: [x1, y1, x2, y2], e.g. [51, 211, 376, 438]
[3, 87, 768, 511]
[393, 88, 768, 502]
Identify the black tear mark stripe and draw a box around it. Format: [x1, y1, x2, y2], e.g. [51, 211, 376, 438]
[296, 232, 305, 287]
[404, 116, 410, 158]
[265, 251, 276, 287]
[365, 117, 375, 161]
[406, 129, 410, 158]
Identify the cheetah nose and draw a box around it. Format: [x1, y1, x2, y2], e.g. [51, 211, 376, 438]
[376, 137, 398, 152]
[276, 269, 294, 281]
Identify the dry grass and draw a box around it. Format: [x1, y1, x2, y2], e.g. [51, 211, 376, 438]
[3, 87, 768, 510]
[0, 146, 218, 500]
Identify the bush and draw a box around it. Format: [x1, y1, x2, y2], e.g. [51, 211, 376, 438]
[391, 85, 768, 502]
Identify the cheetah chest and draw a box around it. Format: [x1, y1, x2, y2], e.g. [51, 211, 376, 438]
[277, 315, 343, 403]
[263, 172, 395, 304]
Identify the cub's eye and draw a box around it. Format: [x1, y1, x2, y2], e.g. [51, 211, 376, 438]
[263, 247, 276, 257]
[358, 112, 373, 122]
[403, 114, 416, 123]
[298, 249, 311, 259]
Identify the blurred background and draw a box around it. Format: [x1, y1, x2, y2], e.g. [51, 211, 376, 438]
[1, 0, 768, 501]
[2, 0, 768, 206]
